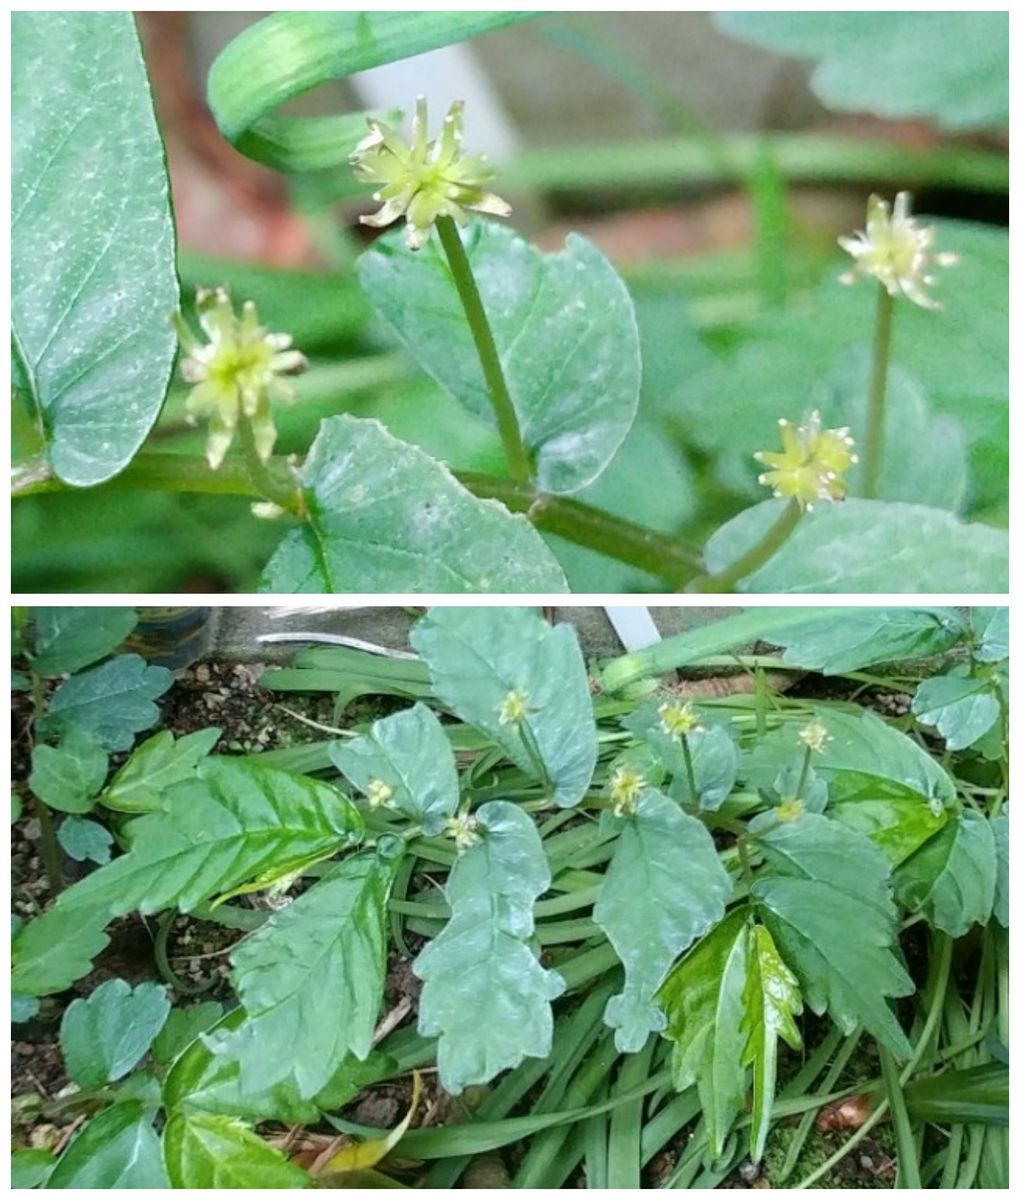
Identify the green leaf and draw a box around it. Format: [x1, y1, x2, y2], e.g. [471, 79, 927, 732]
[752, 815, 913, 1057]
[208, 11, 535, 172]
[990, 813, 1008, 928]
[329, 703, 458, 835]
[745, 706, 956, 813]
[261, 417, 568, 593]
[37, 654, 173, 752]
[971, 608, 1008, 663]
[827, 794, 947, 867]
[163, 1110, 308, 1189]
[716, 12, 1007, 131]
[56, 815, 113, 865]
[359, 221, 641, 494]
[912, 673, 1001, 750]
[210, 848, 402, 1099]
[12, 993, 40, 1023]
[657, 910, 749, 1159]
[102, 727, 221, 812]
[60, 978, 170, 1090]
[414, 801, 565, 1093]
[11, 1147, 55, 1189]
[593, 790, 732, 1051]
[624, 703, 738, 810]
[681, 222, 1007, 513]
[151, 1001, 225, 1067]
[11, 13, 177, 486]
[28, 607, 137, 676]
[741, 923, 802, 1163]
[29, 726, 108, 813]
[705, 499, 1007, 593]
[47, 1102, 168, 1188]
[768, 606, 965, 674]
[411, 607, 596, 808]
[894, 809, 996, 936]
[12, 760, 362, 995]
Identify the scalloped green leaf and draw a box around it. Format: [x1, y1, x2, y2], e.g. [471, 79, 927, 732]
[29, 726, 108, 814]
[329, 703, 458, 835]
[705, 499, 1007, 594]
[358, 220, 641, 495]
[411, 606, 596, 808]
[894, 809, 996, 936]
[413, 801, 565, 1093]
[716, 12, 1007, 131]
[28, 607, 138, 676]
[57, 815, 114, 865]
[163, 1110, 307, 1189]
[971, 608, 1008, 663]
[11, 760, 362, 996]
[210, 848, 401, 1099]
[103, 727, 221, 813]
[912, 673, 1001, 751]
[12, 12, 178, 486]
[37, 654, 174, 753]
[261, 416, 568, 593]
[594, 789, 732, 1052]
[47, 1102, 168, 1189]
[60, 978, 170, 1090]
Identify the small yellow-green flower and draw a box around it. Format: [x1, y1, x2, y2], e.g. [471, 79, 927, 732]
[350, 96, 511, 251]
[445, 811, 481, 852]
[658, 700, 702, 741]
[755, 411, 857, 510]
[838, 192, 958, 311]
[366, 778, 395, 809]
[609, 765, 646, 818]
[497, 688, 531, 728]
[776, 797, 805, 824]
[173, 287, 306, 469]
[799, 719, 832, 754]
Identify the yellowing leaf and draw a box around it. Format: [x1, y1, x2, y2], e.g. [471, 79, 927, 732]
[322, 1072, 422, 1176]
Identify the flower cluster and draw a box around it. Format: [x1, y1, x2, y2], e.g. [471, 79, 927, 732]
[366, 778, 396, 809]
[497, 688, 531, 728]
[657, 700, 702, 741]
[838, 192, 958, 311]
[609, 765, 646, 818]
[755, 411, 857, 510]
[798, 719, 832, 754]
[350, 97, 511, 251]
[445, 812, 481, 852]
[173, 288, 306, 469]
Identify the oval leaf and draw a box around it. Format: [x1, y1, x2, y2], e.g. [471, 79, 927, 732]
[163, 1110, 307, 1189]
[60, 978, 170, 1090]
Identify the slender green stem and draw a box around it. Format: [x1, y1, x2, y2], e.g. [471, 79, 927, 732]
[880, 1041, 922, 1188]
[32, 795, 64, 897]
[794, 746, 812, 800]
[435, 215, 532, 483]
[236, 418, 303, 511]
[679, 732, 698, 802]
[860, 285, 895, 499]
[687, 499, 802, 593]
[154, 911, 219, 995]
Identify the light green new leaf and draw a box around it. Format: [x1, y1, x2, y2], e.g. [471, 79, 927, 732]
[827, 794, 946, 867]
[29, 607, 138, 676]
[741, 923, 802, 1164]
[705, 500, 1007, 593]
[103, 727, 221, 812]
[745, 707, 955, 813]
[624, 703, 738, 810]
[971, 608, 1008, 663]
[769, 606, 965, 674]
[753, 815, 913, 1057]
[657, 910, 749, 1159]
[594, 790, 732, 1051]
[29, 726, 108, 813]
[716, 12, 1007, 131]
[12, 760, 362, 995]
[261, 417, 568, 593]
[163, 1110, 308, 1189]
[359, 221, 641, 494]
[37, 654, 173, 752]
[990, 813, 1008, 928]
[211, 848, 401, 1098]
[57, 815, 114, 865]
[11, 1147, 55, 1189]
[47, 1102, 168, 1188]
[11, 13, 177, 486]
[411, 607, 596, 808]
[894, 809, 997, 936]
[60, 978, 170, 1090]
[329, 703, 458, 834]
[912, 673, 1001, 751]
[414, 801, 564, 1093]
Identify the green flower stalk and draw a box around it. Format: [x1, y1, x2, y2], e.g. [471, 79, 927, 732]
[173, 287, 306, 470]
[350, 97, 511, 251]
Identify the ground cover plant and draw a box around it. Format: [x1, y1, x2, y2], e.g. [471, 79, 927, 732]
[11, 605, 1008, 1187]
[11, 11, 1008, 592]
